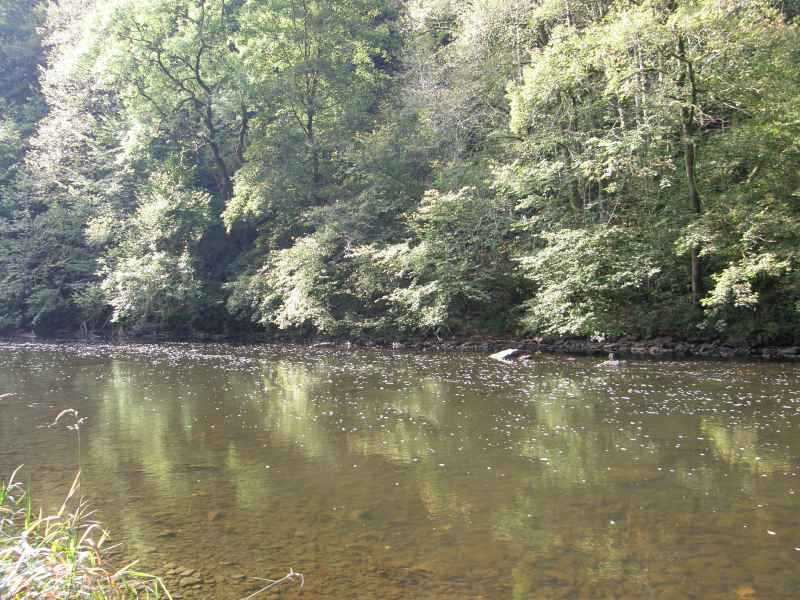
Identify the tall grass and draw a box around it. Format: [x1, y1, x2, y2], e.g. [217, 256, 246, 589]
[3, 408, 302, 599]
[0, 467, 171, 599]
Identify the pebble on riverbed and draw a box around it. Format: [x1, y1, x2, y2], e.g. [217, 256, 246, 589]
[179, 575, 203, 587]
[207, 510, 225, 522]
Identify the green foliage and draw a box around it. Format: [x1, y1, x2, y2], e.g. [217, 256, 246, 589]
[505, 0, 800, 341]
[223, 0, 400, 227]
[349, 187, 521, 333]
[101, 250, 205, 330]
[227, 234, 341, 333]
[0, 115, 25, 187]
[0, 0, 44, 106]
[97, 172, 212, 330]
[0, 204, 99, 335]
[228, 186, 520, 336]
[307, 107, 437, 246]
[519, 228, 663, 338]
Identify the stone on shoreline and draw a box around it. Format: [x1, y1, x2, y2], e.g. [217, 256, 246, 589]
[490, 348, 523, 362]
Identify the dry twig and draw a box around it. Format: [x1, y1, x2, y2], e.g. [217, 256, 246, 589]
[240, 569, 304, 600]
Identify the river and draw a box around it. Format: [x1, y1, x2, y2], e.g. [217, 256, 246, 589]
[0, 342, 798, 599]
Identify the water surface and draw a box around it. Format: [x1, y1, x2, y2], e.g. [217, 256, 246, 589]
[1, 342, 799, 599]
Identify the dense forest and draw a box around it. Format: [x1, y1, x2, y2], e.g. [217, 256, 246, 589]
[0, 0, 798, 343]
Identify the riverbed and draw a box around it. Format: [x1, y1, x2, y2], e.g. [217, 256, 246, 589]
[1, 342, 798, 598]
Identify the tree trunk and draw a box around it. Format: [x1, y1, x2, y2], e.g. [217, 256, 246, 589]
[204, 101, 233, 206]
[307, 108, 321, 203]
[683, 114, 702, 305]
[677, 35, 703, 305]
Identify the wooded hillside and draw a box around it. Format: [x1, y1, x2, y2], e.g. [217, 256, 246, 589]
[1, 0, 799, 342]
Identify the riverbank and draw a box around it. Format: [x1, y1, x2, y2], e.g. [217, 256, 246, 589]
[294, 336, 800, 360]
[3, 331, 800, 360]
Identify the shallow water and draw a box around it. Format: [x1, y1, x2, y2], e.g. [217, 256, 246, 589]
[1, 342, 799, 599]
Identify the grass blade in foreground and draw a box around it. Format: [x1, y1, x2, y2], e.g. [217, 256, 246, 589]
[0, 468, 171, 599]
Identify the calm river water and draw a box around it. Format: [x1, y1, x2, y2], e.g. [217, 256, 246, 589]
[1, 342, 799, 599]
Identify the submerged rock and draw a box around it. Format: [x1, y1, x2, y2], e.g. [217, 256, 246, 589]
[156, 529, 177, 539]
[179, 575, 203, 587]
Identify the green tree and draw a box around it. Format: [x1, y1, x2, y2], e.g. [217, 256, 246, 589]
[95, 171, 212, 330]
[108, 0, 249, 205]
[223, 0, 399, 227]
[508, 0, 800, 338]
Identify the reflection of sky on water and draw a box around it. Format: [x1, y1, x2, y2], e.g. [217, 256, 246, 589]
[1, 343, 799, 599]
